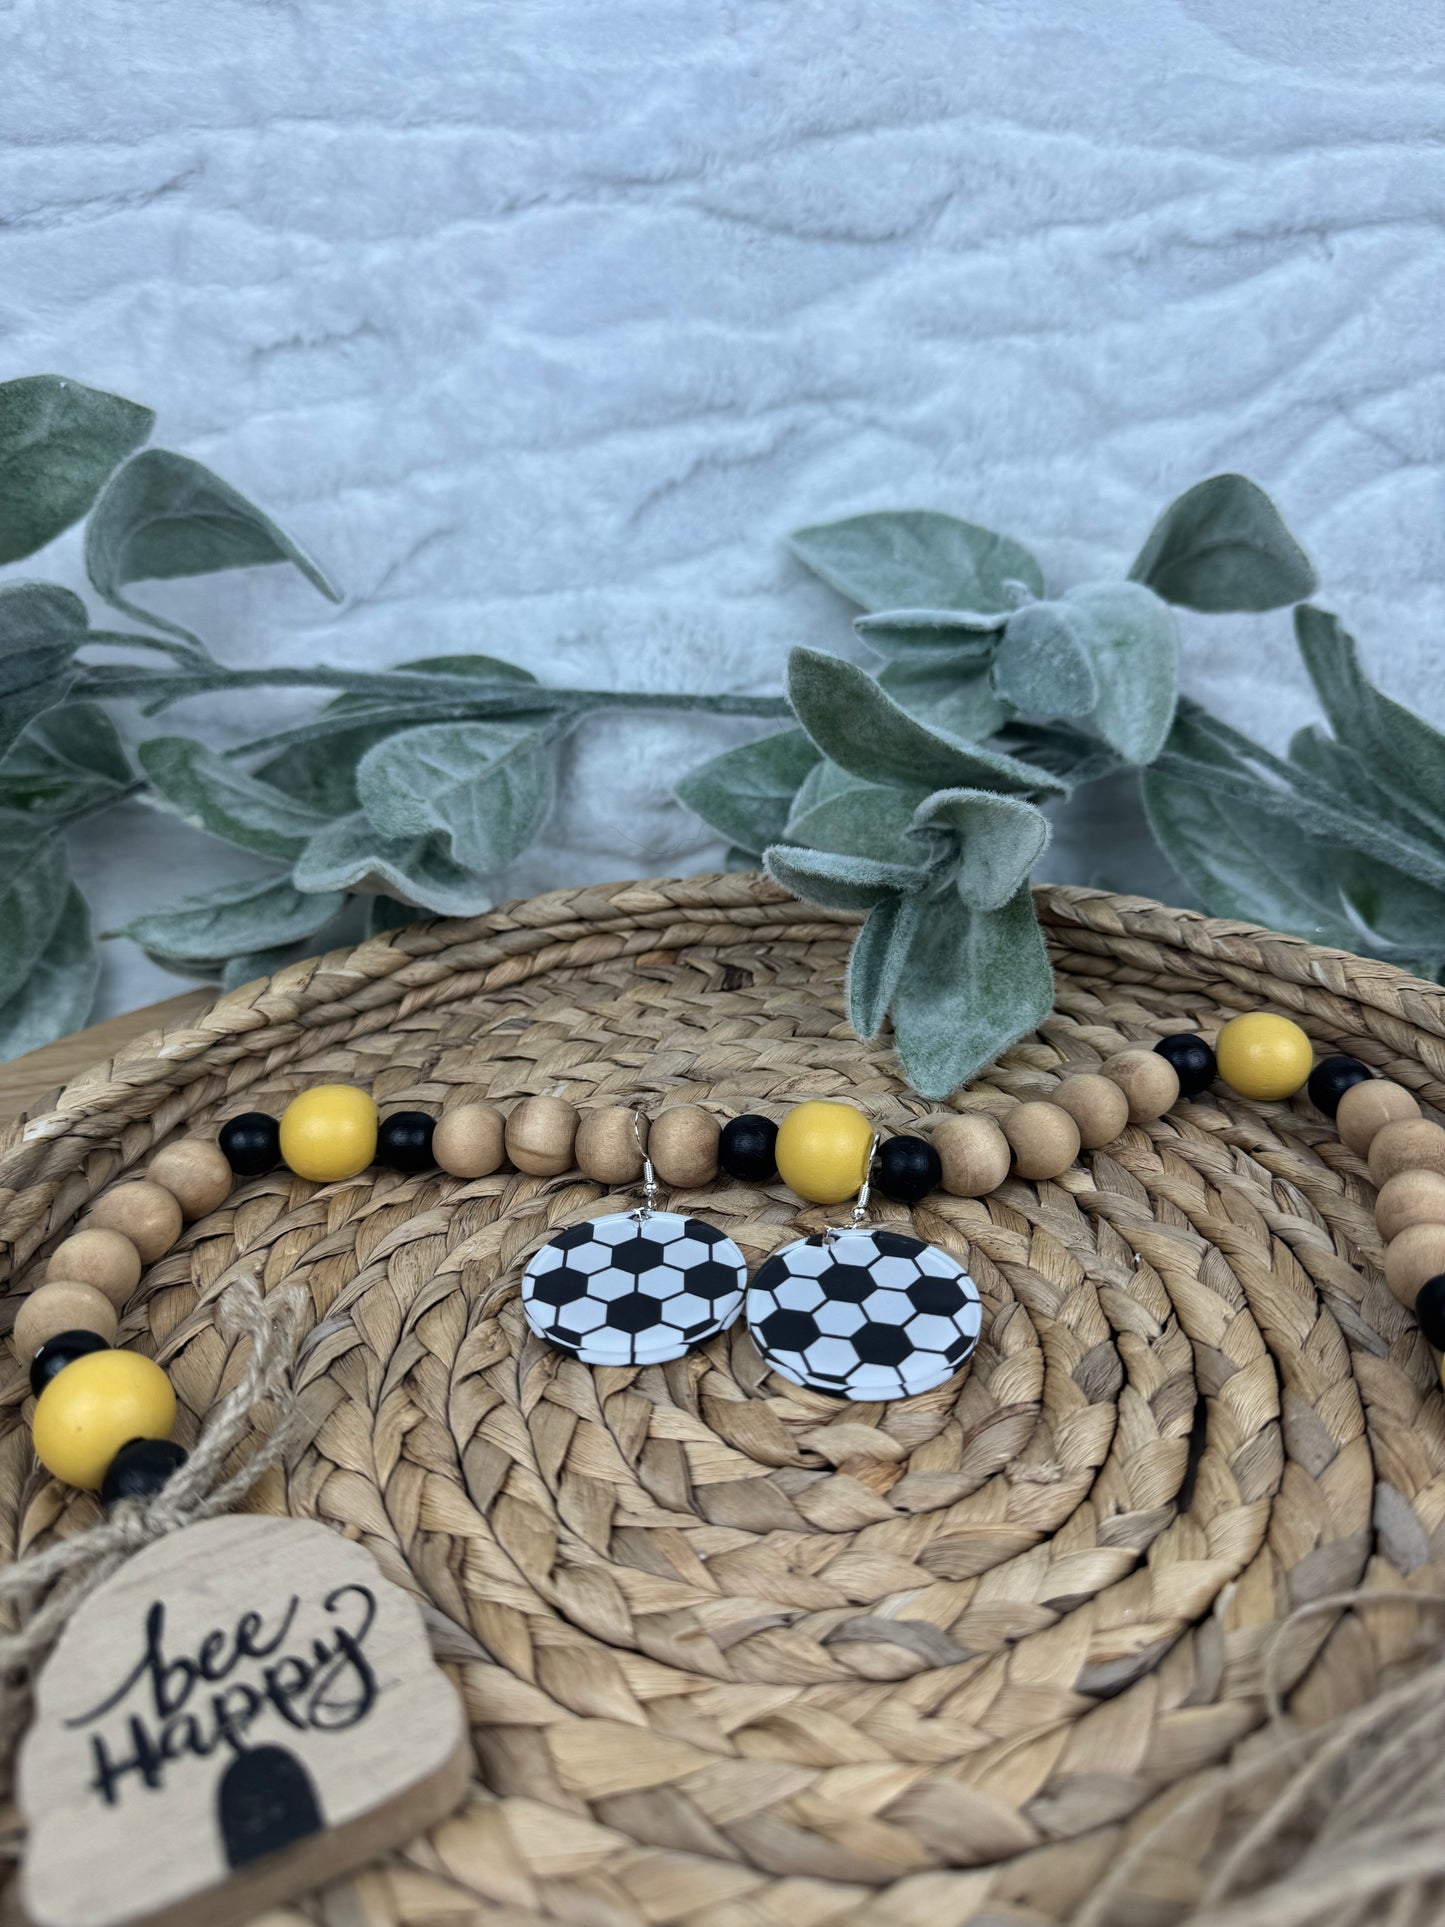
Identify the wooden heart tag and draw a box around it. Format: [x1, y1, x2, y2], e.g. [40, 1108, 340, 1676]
[18, 1515, 470, 1927]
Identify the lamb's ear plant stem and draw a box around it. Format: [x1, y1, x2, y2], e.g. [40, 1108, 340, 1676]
[1, 373, 1438, 1089]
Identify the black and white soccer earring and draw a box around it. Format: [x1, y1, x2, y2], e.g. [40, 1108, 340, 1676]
[522, 1115, 747, 1366]
[746, 1138, 982, 1400]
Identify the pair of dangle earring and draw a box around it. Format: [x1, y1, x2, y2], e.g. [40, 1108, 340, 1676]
[521, 1122, 982, 1401]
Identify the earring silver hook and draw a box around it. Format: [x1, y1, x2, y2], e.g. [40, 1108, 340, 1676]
[823, 1132, 880, 1245]
[629, 1108, 658, 1222]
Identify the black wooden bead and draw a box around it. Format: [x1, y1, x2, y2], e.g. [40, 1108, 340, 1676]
[219, 1111, 281, 1177]
[720, 1114, 778, 1183]
[877, 1134, 943, 1204]
[378, 1110, 436, 1171]
[1307, 1054, 1372, 1118]
[100, 1436, 189, 1507]
[1154, 1033, 1217, 1099]
[1417, 1275, 1445, 1350]
[29, 1329, 109, 1399]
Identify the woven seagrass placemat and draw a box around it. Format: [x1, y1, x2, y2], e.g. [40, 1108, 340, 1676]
[1, 873, 1443, 1926]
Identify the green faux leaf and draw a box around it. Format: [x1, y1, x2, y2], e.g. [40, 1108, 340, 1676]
[991, 601, 1099, 718]
[0, 583, 88, 757]
[1065, 580, 1179, 764]
[1332, 849, 1445, 957]
[784, 773, 927, 863]
[86, 449, 339, 633]
[1290, 724, 1445, 847]
[1296, 605, 1445, 824]
[992, 721, 1126, 791]
[356, 719, 554, 873]
[0, 887, 99, 1060]
[876, 659, 1009, 742]
[791, 511, 1044, 614]
[294, 813, 493, 915]
[260, 654, 550, 819]
[0, 376, 153, 565]
[0, 828, 79, 1006]
[675, 728, 821, 856]
[140, 736, 330, 858]
[1129, 474, 1315, 612]
[848, 893, 925, 1041]
[120, 873, 344, 960]
[0, 702, 132, 818]
[787, 648, 1062, 796]
[854, 608, 1005, 661]
[890, 884, 1054, 1099]
[763, 843, 928, 911]
[912, 789, 1050, 911]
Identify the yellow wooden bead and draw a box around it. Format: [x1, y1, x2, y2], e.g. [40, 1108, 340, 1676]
[32, 1350, 176, 1491]
[774, 1101, 875, 1205]
[1214, 1013, 1313, 1102]
[278, 1085, 378, 1182]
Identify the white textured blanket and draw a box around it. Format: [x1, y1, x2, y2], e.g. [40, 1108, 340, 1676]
[3, 0, 1442, 1017]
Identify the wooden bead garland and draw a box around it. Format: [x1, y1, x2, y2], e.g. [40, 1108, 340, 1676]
[17, 1008, 1445, 1500]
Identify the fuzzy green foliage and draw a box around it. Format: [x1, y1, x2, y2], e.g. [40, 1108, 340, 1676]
[0, 374, 1436, 1094]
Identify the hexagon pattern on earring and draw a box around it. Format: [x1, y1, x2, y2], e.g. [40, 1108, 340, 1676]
[746, 1227, 981, 1400]
[522, 1211, 747, 1366]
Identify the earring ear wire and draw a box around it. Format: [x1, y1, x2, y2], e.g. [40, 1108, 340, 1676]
[823, 1132, 880, 1245]
[629, 1108, 659, 1222]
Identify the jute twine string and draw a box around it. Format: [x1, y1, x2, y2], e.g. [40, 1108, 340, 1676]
[0, 877, 1442, 1925]
[0, 1274, 306, 1776]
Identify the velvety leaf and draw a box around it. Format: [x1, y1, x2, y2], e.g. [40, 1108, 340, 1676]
[1141, 762, 1357, 947]
[913, 789, 1050, 911]
[675, 728, 820, 855]
[763, 843, 928, 911]
[357, 719, 554, 872]
[120, 873, 344, 961]
[85, 450, 339, 630]
[0, 827, 72, 1006]
[785, 773, 927, 863]
[294, 812, 493, 914]
[991, 601, 1099, 718]
[877, 659, 1009, 742]
[787, 649, 1062, 796]
[326, 650, 540, 713]
[1296, 605, 1445, 823]
[1129, 473, 1316, 612]
[1066, 580, 1179, 763]
[1290, 724, 1445, 847]
[992, 721, 1126, 791]
[0, 887, 99, 1060]
[0, 702, 131, 819]
[890, 885, 1054, 1099]
[854, 608, 1004, 661]
[1331, 850, 1445, 957]
[140, 736, 330, 858]
[848, 893, 924, 1040]
[0, 583, 87, 757]
[0, 376, 153, 565]
[791, 511, 1044, 613]
[256, 719, 404, 815]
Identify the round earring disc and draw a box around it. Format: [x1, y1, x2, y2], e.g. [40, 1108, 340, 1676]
[523, 1211, 747, 1365]
[747, 1227, 981, 1400]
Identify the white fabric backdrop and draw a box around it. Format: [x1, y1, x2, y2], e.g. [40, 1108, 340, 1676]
[4, 0, 1444, 1020]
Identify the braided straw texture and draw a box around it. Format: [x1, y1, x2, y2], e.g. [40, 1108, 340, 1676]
[1, 874, 1443, 1927]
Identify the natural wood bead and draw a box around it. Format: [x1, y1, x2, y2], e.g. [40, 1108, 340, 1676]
[1337, 1078, 1420, 1157]
[85, 1182, 183, 1264]
[1003, 1101, 1081, 1181]
[1383, 1222, 1445, 1309]
[433, 1104, 506, 1178]
[1367, 1117, 1445, 1187]
[1376, 1169, 1445, 1243]
[575, 1107, 647, 1185]
[1101, 1048, 1180, 1123]
[932, 1114, 1011, 1197]
[46, 1228, 142, 1310]
[648, 1106, 720, 1188]
[504, 1096, 578, 1177]
[13, 1280, 118, 1360]
[1052, 1073, 1129, 1150]
[146, 1138, 234, 1220]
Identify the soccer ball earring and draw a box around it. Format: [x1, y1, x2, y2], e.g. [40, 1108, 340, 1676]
[746, 1133, 982, 1401]
[521, 1117, 748, 1366]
